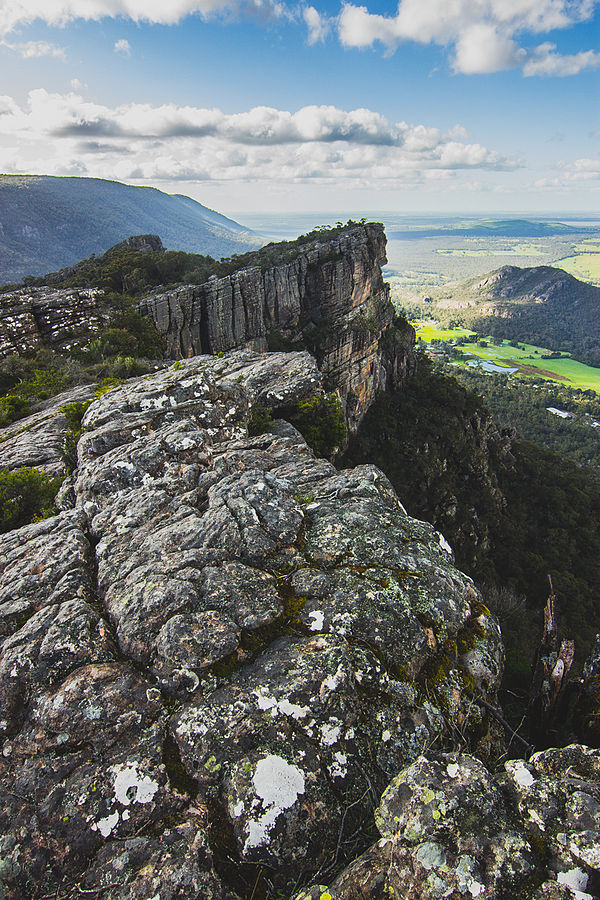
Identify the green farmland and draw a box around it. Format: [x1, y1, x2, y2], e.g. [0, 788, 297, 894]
[415, 323, 600, 393]
[554, 240, 600, 285]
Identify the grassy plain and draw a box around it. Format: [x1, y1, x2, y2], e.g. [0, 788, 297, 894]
[554, 240, 600, 284]
[415, 324, 600, 392]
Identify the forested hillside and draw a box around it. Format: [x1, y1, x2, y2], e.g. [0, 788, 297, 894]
[404, 264, 600, 366]
[0, 175, 259, 284]
[342, 356, 600, 683]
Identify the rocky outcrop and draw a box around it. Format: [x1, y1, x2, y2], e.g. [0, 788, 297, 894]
[139, 224, 415, 430]
[298, 743, 600, 899]
[0, 384, 97, 475]
[0, 285, 108, 357]
[0, 351, 501, 898]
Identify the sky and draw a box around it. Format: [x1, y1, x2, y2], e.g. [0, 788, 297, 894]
[0, 0, 598, 217]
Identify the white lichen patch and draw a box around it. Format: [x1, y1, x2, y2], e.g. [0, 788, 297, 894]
[320, 721, 342, 746]
[446, 763, 460, 778]
[437, 533, 453, 554]
[244, 755, 306, 852]
[507, 760, 535, 789]
[557, 867, 591, 900]
[111, 762, 159, 807]
[416, 841, 446, 870]
[308, 610, 324, 631]
[328, 751, 348, 779]
[92, 810, 119, 838]
[253, 689, 310, 720]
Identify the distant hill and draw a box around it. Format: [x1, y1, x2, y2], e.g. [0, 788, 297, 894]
[0, 175, 261, 285]
[389, 218, 590, 240]
[431, 265, 600, 366]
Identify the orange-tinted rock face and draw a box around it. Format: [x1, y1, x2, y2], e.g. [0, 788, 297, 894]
[140, 223, 415, 432]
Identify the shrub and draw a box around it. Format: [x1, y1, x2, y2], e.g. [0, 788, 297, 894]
[292, 393, 347, 459]
[247, 403, 274, 436]
[61, 400, 92, 472]
[0, 395, 30, 428]
[0, 467, 62, 533]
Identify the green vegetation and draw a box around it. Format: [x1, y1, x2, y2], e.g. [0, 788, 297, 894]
[0, 467, 62, 533]
[0, 395, 30, 428]
[247, 403, 274, 436]
[291, 393, 347, 459]
[416, 324, 600, 393]
[555, 240, 600, 285]
[398, 263, 600, 368]
[61, 400, 92, 472]
[447, 367, 600, 469]
[342, 356, 600, 680]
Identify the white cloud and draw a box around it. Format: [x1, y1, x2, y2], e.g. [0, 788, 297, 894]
[114, 39, 131, 56]
[523, 43, 600, 75]
[0, 0, 286, 35]
[0, 89, 520, 190]
[303, 5, 329, 44]
[337, 0, 599, 75]
[1, 39, 66, 59]
[453, 24, 525, 74]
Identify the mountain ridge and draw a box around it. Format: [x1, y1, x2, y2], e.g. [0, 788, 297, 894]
[0, 175, 261, 285]
[427, 263, 600, 366]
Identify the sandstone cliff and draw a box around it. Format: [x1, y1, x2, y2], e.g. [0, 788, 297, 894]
[138, 223, 414, 431]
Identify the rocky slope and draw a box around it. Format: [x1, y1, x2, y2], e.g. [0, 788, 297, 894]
[1, 224, 599, 899]
[0, 351, 504, 898]
[139, 223, 414, 431]
[0, 175, 259, 284]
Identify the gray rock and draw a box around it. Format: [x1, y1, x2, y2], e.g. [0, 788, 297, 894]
[139, 224, 415, 431]
[0, 349, 501, 896]
[297, 744, 600, 899]
[0, 384, 96, 476]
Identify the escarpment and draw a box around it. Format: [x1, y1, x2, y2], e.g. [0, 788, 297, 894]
[1, 224, 598, 898]
[138, 223, 414, 430]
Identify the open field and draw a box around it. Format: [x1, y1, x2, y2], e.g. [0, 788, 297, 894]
[415, 323, 600, 393]
[554, 240, 600, 284]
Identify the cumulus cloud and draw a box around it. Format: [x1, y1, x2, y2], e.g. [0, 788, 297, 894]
[114, 39, 131, 56]
[0, 0, 286, 35]
[0, 89, 520, 188]
[523, 43, 600, 76]
[453, 25, 525, 74]
[337, 0, 599, 75]
[303, 5, 329, 44]
[1, 39, 66, 59]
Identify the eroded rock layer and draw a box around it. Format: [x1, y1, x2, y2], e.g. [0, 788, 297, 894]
[139, 224, 414, 430]
[0, 351, 500, 898]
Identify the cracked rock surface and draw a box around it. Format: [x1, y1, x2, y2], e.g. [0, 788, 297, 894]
[297, 744, 600, 900]
[1, 349, 505, 897]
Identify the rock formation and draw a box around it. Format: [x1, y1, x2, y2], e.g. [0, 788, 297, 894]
[298, 743, 600, 899]
[0, 224, 598, 898]
[0, 285, 108, 357]
[0, 351, 503, 898]
[139, 223, 414, 430]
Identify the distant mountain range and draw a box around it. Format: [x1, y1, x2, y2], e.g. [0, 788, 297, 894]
[0, 175, 261, 285]
[435, 264, 600, 366]
[389, 218, 592, 241]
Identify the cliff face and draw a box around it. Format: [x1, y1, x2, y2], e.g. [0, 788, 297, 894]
[139, 223, 415, 430]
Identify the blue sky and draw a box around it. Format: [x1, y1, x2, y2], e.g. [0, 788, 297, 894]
[0, 0, 598, 216]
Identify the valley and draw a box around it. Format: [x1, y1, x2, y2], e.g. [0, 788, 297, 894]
[415, 325, 600, 392]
